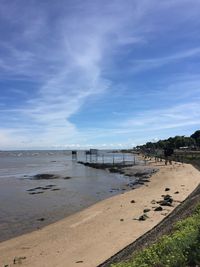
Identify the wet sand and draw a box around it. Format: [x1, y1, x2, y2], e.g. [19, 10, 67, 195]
[0, 162, 200, 267]
[0, 151, 137, 242]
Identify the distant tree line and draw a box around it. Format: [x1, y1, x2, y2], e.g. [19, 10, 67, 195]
[136, 130, 200, 151]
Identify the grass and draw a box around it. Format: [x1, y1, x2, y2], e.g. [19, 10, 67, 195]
[111, 204, 200, 267]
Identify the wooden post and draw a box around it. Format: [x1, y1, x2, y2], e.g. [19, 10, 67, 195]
[123, 154, 125, 165]
[72, 151, 77, 161]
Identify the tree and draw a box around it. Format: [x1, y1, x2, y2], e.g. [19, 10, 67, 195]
[191, 130, 200, 147]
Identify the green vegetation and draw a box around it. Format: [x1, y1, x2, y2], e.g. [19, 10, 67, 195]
[112, 204, 200, 267]
[136, 130, 200, 150]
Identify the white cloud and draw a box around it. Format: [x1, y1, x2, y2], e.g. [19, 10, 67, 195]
[122, 102, 200, 132]
[1, 0, 200, 149]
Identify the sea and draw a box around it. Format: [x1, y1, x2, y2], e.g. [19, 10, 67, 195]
[0, 150, 138, 242]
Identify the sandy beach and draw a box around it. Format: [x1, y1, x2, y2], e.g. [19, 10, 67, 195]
[0, 162, 200, 267]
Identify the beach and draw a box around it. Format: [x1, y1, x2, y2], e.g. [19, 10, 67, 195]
[0, 161, 200, 267]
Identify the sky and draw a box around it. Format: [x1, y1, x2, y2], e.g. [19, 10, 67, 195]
[0, 0, 200, 150]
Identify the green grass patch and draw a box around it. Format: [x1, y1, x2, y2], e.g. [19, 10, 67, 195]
[112, 204, 200, 267]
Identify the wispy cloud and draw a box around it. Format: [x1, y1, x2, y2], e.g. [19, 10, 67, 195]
[0, 0, 143, 148]
[0, 0, 200, 149]
[130, 47, 200, 73]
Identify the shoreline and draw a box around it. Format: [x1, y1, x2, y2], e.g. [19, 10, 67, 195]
[0, 154, 138, 243]
[0, 162, 200, 267]
[0, 160, 156, 243]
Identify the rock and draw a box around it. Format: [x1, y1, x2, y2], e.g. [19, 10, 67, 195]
[76, 261, 83, 263]
[29, 191, 44, 195]
[139, 214, 148, 221]
[151, 200, 156, 204]
[37, 218, 45, 222]
[130, 200, 136, 203]
[63, 176, 71, 179]
[163, 194, 172, 200]
[143, 208, 151, 213]
[157, 194, 173, 206]
[163, 194, 173, 203]
[154, 206, 163, 211]
[140, 179, 150, 183]
[159, 201, 173, 207]
[174, 191, 179, 194]
[165, 187, 170, 191]
[120, 219, 124, 221]
[32, 174, 59, 180]
[27, 188, 36, 192]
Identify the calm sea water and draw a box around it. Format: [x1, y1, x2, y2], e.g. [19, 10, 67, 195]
[0, 150, 137, 241]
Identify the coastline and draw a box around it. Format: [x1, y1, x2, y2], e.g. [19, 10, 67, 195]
[0, 162, 200, 267]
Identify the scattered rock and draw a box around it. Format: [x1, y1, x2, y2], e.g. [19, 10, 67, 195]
[76, 261, 83, 263]
[31, 174, 60, 180]
[163, 194, 172, 201]
[157, 194, 173, 206]
[143, 208, 151, 213]
[158, 201, 172, 207]
[63, 176, 71, 179]
[27, 188, 36, 192]
[165, 187, 170, 191]
[139, 214, 148, 221]
[154, 206, 163, 211]
[140, 179, 150, 183]
[120, 219, 124, 221]
[29, 191, 44, 195]
[27, 187, 43, 191]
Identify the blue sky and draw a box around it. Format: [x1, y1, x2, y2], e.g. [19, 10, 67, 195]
[0, 0, 200, 149]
